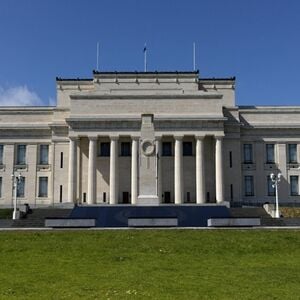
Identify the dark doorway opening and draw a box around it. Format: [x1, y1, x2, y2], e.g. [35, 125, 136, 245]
[123, 192, 129, 204]
[164, 191, 171, 203]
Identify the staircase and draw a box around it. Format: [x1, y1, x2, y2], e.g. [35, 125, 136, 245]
[230, 207, 270, 218]
[12, 209, 72, 228]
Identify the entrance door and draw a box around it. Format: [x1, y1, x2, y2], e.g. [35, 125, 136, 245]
[164, 191, 171, 203]
[123, 192, 129, 204]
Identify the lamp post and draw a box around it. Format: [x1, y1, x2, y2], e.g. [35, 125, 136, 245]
[270, 172, 282, 218]
[12, 172, 22, 220]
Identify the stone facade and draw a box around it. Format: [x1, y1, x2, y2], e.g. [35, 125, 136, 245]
[0, 71, 300, 207]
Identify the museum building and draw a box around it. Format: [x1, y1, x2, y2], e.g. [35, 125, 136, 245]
[0, 70, 300, 207]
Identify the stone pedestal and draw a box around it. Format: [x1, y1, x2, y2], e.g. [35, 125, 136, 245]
[137, 114, 159, 205]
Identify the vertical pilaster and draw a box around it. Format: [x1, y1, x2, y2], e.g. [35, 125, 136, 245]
[68, 137, 78, 203]
[174, 136, 183, 204]
[87, 137, 97, 204]
[110, 136, 119, 204]
[196, 136, 206, 204]
[215, 136, 224, 203]
[131, 137, 138, 204]
[156, 137, 162, 203]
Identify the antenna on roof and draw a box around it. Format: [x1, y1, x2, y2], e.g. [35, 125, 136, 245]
[143, 43, 147, 72]
[193, 42, 196, 71]
[96, 42, 100, 71]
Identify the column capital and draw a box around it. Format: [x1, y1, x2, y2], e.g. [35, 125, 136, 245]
[88, 136, 98, 141]
[214, 135, 224, 140]
[69, 136, 80, 141]
[174, 135, 184, 141]
[155, 136, 162, 141]
[195, 135, 205, 140]
[110, 135, 119, 141]
[131, 135, 140, 141]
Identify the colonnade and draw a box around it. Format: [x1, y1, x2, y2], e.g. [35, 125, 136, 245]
[68, 135, 224, 204]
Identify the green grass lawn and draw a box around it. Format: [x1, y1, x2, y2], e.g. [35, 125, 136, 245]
[0, 230, 300, 299]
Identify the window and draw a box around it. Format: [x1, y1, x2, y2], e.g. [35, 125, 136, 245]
[162, 142, 172, 156]
[100, 142, 110, 156]
[59, 185, 63, 202]
[230, 184, 233, 201]
[288, 144, 297, 163]
[183, 142, 192, 156]
[266, 144, 275, 164]
[243, 144, 253, 163]
[290, 176, 299, 196]
[0, 177, 2, 198]
[267, 176, 275, 196]
[39, 145, 49, 165]
[121, 142, 131, 156]
[229, 151, 232, 168]
[60, 152, 63, 168]
[244, 176, 254, 196]
[16, 145, 26, 165]
[0, 145, 3, 165]
[17, 177, 25, 198]
[38, 177, 48, 197]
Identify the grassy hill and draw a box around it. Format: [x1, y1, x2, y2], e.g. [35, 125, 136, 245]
[0, 230, 299, 299]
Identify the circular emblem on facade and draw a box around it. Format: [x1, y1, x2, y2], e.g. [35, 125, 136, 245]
[141, 139, 156, 156]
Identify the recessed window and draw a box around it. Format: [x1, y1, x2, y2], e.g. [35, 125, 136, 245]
[60, 152, 63, 168]
[38, 177, 48, 197]
[288, 144, 297, 163]
[16, 145, 26, 165]
[244, 175, 254, 197]
[0, 177, 2, 198]
[162, 142, 172, 156]
[229, 151, 233, 168]
[100, 142, 110, 156]
[290, 176, 299, 196]
[39, 145, 49, 165]
[0, 145, 3, 165]
[243, 144, 253, 164]
[183, 142, 192, 156]
[266, 144, 275, 164]
[17, 177, 25, 198]
[121, 142, 131, 156]
[267, 176, 275, 196]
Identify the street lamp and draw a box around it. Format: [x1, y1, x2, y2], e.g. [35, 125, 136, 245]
[11, 172, 22, 220]
[270, 172, 282, 218]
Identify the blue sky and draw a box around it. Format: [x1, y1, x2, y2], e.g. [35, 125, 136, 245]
[0, 0, 300, 106]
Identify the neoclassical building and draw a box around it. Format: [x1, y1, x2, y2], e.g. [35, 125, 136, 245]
[0, 71, 300, 207]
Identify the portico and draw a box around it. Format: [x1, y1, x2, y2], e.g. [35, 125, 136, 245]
[67, 132, 225, 205]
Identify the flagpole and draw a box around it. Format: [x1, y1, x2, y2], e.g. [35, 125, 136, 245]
[144, 43, 147, 72]
[96, 42, 99, 71]
[193, 42, 196, 71]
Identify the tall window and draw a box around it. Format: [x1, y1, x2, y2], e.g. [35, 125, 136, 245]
[162, 142, 172, 156]
[38, 177, 48, 197]
[121, 142, 131, 156]
[266, 144, 275, 164]
[17, 177, 25, 198]
[100, 142, 110, 156]
[39, 145, 49, 165]
[290, 176, 299, 196]
[243, 144, 253, 163]
[0, 145, 3, 165]
[288, 144, 297, 163]
[16, 145, 26, 165]
[0, 177, 2, 198]
[244, 176, 254, 196]
[267, 176, 275, 196]
[183, 142, 193, 156]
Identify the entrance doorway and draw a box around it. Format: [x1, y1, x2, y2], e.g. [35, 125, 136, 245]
[123, 192, 130, 204]
[164, 191, 171, 203]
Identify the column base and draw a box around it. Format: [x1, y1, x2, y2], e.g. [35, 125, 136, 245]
[137, 195, 159, 206]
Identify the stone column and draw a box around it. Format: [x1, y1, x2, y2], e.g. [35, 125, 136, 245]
[68, 137, 78, 203]
[110, 136, 119, 204]
[174, 136, 183, 204]
[131, 137, 138, 205]
[156, 137, 162, 203]
[87, 137, 97, 204]
[196, 136, 206, 204]
[215, 136, 224, 203]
